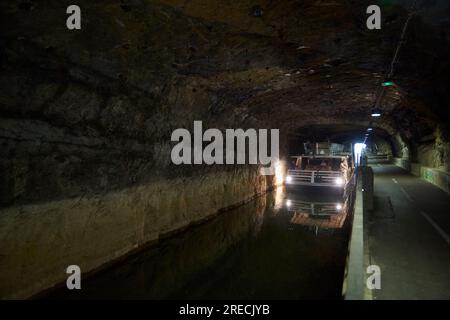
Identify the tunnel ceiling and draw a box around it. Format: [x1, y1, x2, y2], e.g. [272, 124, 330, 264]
[1, 0, 449, 144]
[290, 124, 391, 143]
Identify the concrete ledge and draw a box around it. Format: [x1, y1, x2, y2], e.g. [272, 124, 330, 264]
[411, 164, 450, 194]
[367, 155, 392, 165]
[343, 166, 373, 300]
[394, 159, 450, 194]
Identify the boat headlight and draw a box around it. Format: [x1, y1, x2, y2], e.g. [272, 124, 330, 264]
[334, 177, 344, 186]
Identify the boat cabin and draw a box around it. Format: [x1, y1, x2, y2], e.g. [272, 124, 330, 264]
[286, 142, 354, 188]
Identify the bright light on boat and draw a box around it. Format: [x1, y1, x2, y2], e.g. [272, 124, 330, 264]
[336, 204, 342, 210]
[334, 177, 344, 186]
[286, 175, 292, 184]
[275, 161, 284, 185]
[286, 200, 292, 207]
[274, 187, 284, 210]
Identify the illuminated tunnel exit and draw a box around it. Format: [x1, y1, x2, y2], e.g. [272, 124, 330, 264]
[354, 143, 367, 167]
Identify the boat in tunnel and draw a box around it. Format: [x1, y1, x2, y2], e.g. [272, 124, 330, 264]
[0, 0, 450, 312]
[286, 142, 355, 192]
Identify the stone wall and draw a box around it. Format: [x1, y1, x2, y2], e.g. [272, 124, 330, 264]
[0, 0, 288, 299]
[392, 133, 410, 160]
[393, 157, 411, 171]
[413, 127, 450, 172]
[0, 166, 271, 299]
[49, 189, 271, 299]
[410, 163, 450, 194]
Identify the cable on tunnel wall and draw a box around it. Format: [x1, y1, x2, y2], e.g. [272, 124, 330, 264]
[365, 0, 422, 145]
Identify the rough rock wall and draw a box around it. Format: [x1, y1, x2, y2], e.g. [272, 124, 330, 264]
[414, 126, 450, 172]
[47, 190, 270, 299]
[392, 133, 410, 159]
[1, 0, 447, 207]
[1, 0, 295, 208]
[434, 128, 450, 172]
[368, 135, 393, 155]
[0, 166, 269, 298]
[0, 1, 286, 298]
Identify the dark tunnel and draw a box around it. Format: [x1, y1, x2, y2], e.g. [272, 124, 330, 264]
[0, 0, 450, 302]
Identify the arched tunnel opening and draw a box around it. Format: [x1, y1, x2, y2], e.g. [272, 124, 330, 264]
[0, 0, 450, 303]
[287, 124, 396, 156]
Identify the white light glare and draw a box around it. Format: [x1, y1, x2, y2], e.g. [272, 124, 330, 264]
[354, 143, 367, 166]
[275, 161, 284, 185]
[286, 200, 292, 207]
[286, 175, 292, 184]
[334, 177, 344, 186]
[336, 204, 342, 210]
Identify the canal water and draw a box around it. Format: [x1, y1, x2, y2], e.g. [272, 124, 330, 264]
[47, 187, 354, 299]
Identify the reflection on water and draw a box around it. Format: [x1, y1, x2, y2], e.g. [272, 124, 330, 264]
[48, 187, 354, 300]
[285, 188, 352, 232]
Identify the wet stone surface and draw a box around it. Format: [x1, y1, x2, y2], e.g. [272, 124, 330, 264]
[47, 188, 353, 299]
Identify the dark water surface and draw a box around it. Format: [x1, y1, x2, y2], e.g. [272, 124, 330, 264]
[47, 187, 353, 299]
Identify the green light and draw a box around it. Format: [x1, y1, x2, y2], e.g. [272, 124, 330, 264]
[382, 81, 394, 87]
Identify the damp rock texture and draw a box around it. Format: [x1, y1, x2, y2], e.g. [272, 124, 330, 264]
[0, 0, 449, 298]
[1, 0, 449, 205]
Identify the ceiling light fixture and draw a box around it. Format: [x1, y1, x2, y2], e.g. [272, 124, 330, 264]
[371, 108, 382, 117]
